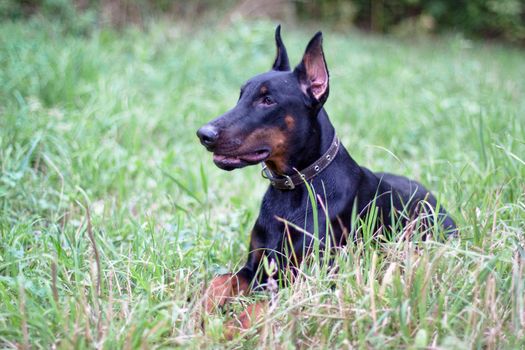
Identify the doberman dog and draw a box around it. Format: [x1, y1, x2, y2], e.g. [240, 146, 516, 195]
[197, 26, 456, 335]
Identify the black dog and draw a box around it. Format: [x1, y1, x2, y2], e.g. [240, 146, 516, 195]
[197, 26, 456, 331]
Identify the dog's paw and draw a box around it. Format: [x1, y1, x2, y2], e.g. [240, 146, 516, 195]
[223, 301, 268, 340]
[203, 273, 250, 314]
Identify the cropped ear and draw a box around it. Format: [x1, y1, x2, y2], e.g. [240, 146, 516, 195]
[294, 32, 329, 104]
[272, 25, 290, 71]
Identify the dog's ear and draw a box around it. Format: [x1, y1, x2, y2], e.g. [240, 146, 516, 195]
[272, 25, 290, 71]
[294, 31, 329, 105]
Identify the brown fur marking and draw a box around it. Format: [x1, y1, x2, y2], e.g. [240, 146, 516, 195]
[240, 127, 289, 174]
[224, 301, 268, 339]
[204, 273, 250, 313]
[285, 115, 295, 130]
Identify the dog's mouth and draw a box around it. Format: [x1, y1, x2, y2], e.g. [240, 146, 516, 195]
[213, 149, 270, 170]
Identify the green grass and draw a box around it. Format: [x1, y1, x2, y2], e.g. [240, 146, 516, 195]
[1, 18, 524, 349]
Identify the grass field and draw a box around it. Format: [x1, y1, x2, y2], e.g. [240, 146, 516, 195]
[1, 18, 524, 349]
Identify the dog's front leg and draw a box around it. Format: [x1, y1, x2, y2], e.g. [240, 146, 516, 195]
[204, 272, 252, 313]
[224, 300, 268, 339]
[204, 223, 270, 312]
[203, 227, 271, 339]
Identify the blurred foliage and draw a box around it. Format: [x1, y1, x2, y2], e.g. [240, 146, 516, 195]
[0, 0, 524, 43]
[297, 0, 525, 43]
[0, 0, 96, 34]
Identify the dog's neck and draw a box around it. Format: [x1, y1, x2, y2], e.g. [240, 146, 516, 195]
[282, 108, 336, 176]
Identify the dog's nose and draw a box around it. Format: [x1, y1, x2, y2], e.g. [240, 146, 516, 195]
[197, 124, 219, 148]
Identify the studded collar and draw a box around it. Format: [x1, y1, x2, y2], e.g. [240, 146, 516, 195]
[261, 134, 340, 190]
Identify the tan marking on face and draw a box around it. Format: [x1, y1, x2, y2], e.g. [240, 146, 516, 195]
[285, 115, 295, 130]
[265, 142, 287, 175]
[259, 85, 268, 94]
[240, 127, 289, 174]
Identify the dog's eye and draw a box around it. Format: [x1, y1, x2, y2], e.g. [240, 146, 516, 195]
[261, 96, 275, 106]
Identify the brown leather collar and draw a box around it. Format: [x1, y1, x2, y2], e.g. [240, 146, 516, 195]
[261, 134, 340, 190]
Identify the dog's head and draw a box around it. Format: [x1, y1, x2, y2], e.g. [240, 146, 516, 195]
[197, 26, 330, 174]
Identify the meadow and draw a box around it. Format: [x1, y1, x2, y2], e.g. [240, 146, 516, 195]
[0, 18, 524, 349]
